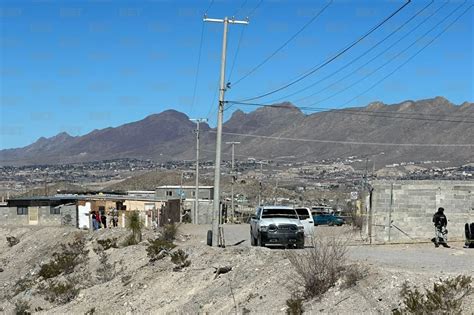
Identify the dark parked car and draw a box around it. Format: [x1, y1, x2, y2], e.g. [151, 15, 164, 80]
[312, 212, 345, 226]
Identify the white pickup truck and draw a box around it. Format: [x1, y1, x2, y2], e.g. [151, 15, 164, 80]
[250, 206, 305, 249]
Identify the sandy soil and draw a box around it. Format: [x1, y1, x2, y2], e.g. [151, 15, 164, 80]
[0, 224, 473, 314]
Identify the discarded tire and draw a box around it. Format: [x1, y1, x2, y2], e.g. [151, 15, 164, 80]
[207, 230, 212, 246]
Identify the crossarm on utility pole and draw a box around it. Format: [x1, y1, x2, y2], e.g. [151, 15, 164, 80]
[204, 16, 248, 246]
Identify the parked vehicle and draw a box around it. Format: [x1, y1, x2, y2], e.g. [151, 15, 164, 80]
[250, 206, 305, 248]
[295, 207, 315, 238]
[312, 211, 345, 226]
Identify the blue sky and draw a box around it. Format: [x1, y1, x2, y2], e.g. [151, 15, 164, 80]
[1, 0, 473, 149]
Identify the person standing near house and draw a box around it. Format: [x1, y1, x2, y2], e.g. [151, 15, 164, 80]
[113, 208, 119, 227]
[91, 212, 98, 231]
[101, 211, 107, 229]
[432, 207, 450, 248]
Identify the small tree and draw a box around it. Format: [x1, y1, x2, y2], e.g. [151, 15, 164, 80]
[126, 211, 143, 244]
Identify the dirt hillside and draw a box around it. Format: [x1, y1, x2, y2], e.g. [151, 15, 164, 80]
[0, 225, 473, 314]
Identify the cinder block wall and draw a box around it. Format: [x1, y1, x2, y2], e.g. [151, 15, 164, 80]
[369, 180, 473, 243]
[0, 205, 78, 227]
[0, 207, 29, 225]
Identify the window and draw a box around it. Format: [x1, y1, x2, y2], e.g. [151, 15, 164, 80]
[17, 207, 28, 215]
[166, 190, 173, 197]
[50, 207, 61, 215]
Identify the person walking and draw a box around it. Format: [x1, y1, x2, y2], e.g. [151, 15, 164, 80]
[432, 207, 450, 248]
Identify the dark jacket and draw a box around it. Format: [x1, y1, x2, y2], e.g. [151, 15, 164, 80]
[433, 211, 447, 227]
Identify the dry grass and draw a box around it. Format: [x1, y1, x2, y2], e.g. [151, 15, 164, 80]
[286, 235, 356, 299]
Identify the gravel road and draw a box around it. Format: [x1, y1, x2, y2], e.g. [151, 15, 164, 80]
[181, 223, 474, 274]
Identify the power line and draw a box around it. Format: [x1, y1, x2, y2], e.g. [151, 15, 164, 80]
[204, 0, 215, 15]
[225, 101, 474, 124]
[227, 23, 246, 83]
[190, 0, 216, 111]
[247, 0, 263, 17]
[233, 0, 248, 17]
[230, 0, 333, 88]
[236, 0, 412, 102]
[190, 23, 206, 111]
[206, 130, 474, 147]
[225, 101, 474, 123]
[333, 3, 473, 110]
[266, 0, 436, 104]
[297, 0, 465, 109]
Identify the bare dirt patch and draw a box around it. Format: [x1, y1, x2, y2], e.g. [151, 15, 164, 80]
[0, 224, 473, 314]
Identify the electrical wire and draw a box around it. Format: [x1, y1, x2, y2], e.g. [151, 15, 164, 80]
[266, 0, 436, 104]
[235, 0, 412, 102]
[334, 3, 473, 110]
[226, 101, 474, 121]
[297, 0, 465, 109]
[190, 23, 206, 111]
[205, 130, 474, 147]
[230, 0, 333, 88]
[225, 101, 474, 124]
[190, 0, 216, 111]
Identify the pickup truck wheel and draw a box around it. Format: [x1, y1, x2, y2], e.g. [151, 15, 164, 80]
[296, 241, 304, 249]
[257, 233, 264, 247]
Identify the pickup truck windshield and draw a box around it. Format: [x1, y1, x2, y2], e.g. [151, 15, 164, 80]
[261, 208, 298, 219]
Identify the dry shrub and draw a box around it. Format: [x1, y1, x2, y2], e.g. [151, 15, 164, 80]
[14, 298, 30, 315]
[146, 238, 176, 262]
[341, 264, 367, 289]
[162, 223, 179, 242]
[393, 275, 472, 314]
[286, 293, 304, 315]
[96, 252, 115, 283]
[97, 238, 118, 250]
[39, 234, 88, 279]
[286, 235, 349, 299]
[40, 279, 79, 304]
[7, 236, 20, 247]
[170, 249, 191, 271]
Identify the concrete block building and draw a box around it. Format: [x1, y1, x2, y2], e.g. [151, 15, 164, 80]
[366, 180, 474, 243]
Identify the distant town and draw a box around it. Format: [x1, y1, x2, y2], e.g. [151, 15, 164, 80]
[1, 157, 471, 200]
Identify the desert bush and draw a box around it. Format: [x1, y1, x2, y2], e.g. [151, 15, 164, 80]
[96, 252, 115, 283]
[97, 238, 118, 250]
[14, 299, 30, 315]
[13, 276, 36, 296]
[341, 264, 366, 289]
[146, 238, 176, 262]
[393, 275, 472, 314]
[122, 234, 138, 247]
[7, 236, 20, 247]
[286, 293, 304, 315]
[162, 223, 179, 242]
[126, 211, 143, 244]
[351, 213, 364, 231]
[42, 279, 79, 304]
[286, 236, 349, 299]
[39, 235, 88, 279]
[170, 249, 191, 271]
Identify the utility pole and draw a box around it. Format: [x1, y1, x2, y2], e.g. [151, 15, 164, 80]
[190, 118, 207, 224]
[204, 15, 248, 246]
[226, 141, 240, 222]
[257, 161, 264, 206]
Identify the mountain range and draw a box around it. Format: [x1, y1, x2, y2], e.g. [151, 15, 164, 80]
[1, 96, 472, 167]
